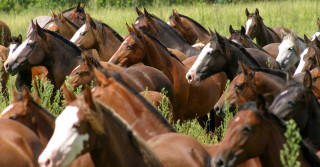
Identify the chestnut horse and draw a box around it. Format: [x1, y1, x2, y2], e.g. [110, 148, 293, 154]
[310, 67, 320, 99]
[110, 26, 224, 130]
[39, 86, 211, 167]
[294, 35, 320, 75]
[0, 20, 11, 47]
[245, 8, 288, 47]
[214, 97, 320, 167]
[168, 9, 211, 45]
[270, 71, 320, 150]
[186, 31, 261, 84]
[5, 21, 82, 90]
[214, 63, 287, 117]
[71, 13, 124, 61]
[262, 42, 280, 59]
[134, 8, 201, 57]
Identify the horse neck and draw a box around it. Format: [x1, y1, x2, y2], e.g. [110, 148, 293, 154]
[95, 26, 122, 61]
[44, 37, 82, 89]
[91, 102, 161, 167]
[303, 92, 320, 147]
[16, 70, 33, 90]
[296, 37, 306, 54]
[256, 21, 279, 46]
[183, 19, 210, 43]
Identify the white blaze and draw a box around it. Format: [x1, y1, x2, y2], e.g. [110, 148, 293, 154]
[276, 39, 295, 66]
[70, 24, 87, 43]
[1, 104, 14, 115]
[311, 32, 320, 41]
[245, 19, 253, 35]
[294, 48, 309, 75]
[5, 37, 32, 67]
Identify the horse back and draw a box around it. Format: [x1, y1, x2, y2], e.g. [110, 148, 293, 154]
[0, 20, 11, 47]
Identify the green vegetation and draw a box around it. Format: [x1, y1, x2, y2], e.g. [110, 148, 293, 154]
[280, 119, 302, 167]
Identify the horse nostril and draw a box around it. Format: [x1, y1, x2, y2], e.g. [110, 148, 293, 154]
[45, 159, 51, 167]
[187, 74, 192, 81]
[214, 106, 220, 112]
[215, 159, 224, 167]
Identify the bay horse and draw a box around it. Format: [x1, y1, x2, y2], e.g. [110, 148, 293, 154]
[214, 63, 287, 117]
[39, 86, 211, 167]
[294, 35, 320, 75]
[214, 96, 320, 167]
[276, 30, 306, 71]
[0, 20, 11, 47]
[71, 13, 124, 61]
[70, 54, 174, 101]
[0, 119, 43, 167]
[5, 21, 83, 90]
[109, 25, 224, 129]
[310, 67, 320, 99]
[262, 42, 280, 59]
[270, 71, 320, 150]
[26, 3, 86, 37]
[245, 8, 287, 47]
[134, 8, 201, 57]
[168, 9, 211, 45]
[186, 30, 261, 84]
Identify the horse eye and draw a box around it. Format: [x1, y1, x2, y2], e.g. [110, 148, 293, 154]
[76, 72, 81, 76]
[80, 17, 85, 21]
[73, 124, 80, 129]
[235, 84, 245, 90]
[80, 32, 86, 36]
[288, 100, 296, 106]
[10, 116, 18, 120]
[127, 45, 134, 50]
[242, 126, 252, 134]
[27, 42, 35, 48]
[288, 48, 293, 51]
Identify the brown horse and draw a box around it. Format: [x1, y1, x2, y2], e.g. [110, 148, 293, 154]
[214, 97, 320, 167]
[229, 25, 265, 51]
[270, 71, 320, 150]
[0, 45, 8, 95]
[71, 13, 124, 61]
[39, 86, 211, 167]
[134, 8, 201, 57]
[168, 9, 211, 45]
[262, 42, 280, 59]
[245, 8, 286, 47]
[214, 63, 287, 117]
[0, 20, 11, 47]
[310, 67, 320, 99]
[5, 21, 83, 90]
[110, 25, 224, 130]
[294, 35, 320, 75]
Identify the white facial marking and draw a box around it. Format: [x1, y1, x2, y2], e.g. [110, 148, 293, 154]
[167, 21, 170, 25]
[71, 65, 81, 74]
[135, 20, 140, 24]
[192, 43, 205, 48]
[109, 37, 129, 63]
[1, 104, 14, 115]
[311, 32, 320, 41]
[245, 19, 253, 35]
[8, 43, 18, 55]
[70, 24, 87, 43]
[5, 37, 32, 67]
[280, 90, 289, 96]
[234, 116, 240, 122]
[276, 39, 295, 68]
[187, 43, 213, 77]
[294, 48, 309, 75]
[47, 23, 54, 29]
[38, 106, 89, 167]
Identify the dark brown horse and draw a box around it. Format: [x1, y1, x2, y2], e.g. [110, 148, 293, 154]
[229, 25, 264, 51]
[134, 8, 201, 57]
[214, 63, 287, 117]
[39, 86, 211, 167]
[110, 26, 225, 130]
[270, 71, 320, 150]
[71, 13, 124, 61]
[214, 97, 320, 167]
[245, 8, 286, 47]
[5, 21, 83, 90]
[186, 31, 261, 84]
[168, 9, 211, 45]
[0, 20, 11, 47]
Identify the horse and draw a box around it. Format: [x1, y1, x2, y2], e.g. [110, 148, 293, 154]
[39, 86, 211, 167]
[186, 30, 261, 85]
[214, 63, 287, 117]
[262, 42, 280, 59]
[26, 3, 86, 37]
[71, 13, 124, 61]
[245, 8, 288, 47]
[0, 45, 8, 95]
[0, 20, 11, 47]
[109, 25, 225, 131]
[229, 25, 265, 51]
[5, 21, 83, 90]
[276, 30, 306, 71]
[310, 67, 320, 99]
[311, 18, 320, 41]
[213, 96, 320, 167]
[134, 8, 201, 57]
[294, 35, 320, 75]
[270, 71, 320, 150]
[70, 54, 174, 101]
[168, 9, 211, 45]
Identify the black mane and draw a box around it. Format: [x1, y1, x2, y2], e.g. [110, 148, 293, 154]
[173, 14, 209, 34]
[228, 39, 261, 67]
[250, 67, 287, 79]
[94, 19, 124, 43]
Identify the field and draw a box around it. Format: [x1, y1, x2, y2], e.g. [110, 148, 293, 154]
[0, 0, 319, 145]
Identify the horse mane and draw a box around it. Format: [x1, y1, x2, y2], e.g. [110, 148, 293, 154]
[137, 14, 187, 42]
[108, 72, 176, 132]
[84, 54, 103, 69]
[240, 101, 320, 166]
[250, 67, 287, 79]
[228, 39, 261, 67]
[62, 6, 84, 13]
[42, 29, 82, 55]
[93, 20, 124, 43]
[173, 14, 210, 34]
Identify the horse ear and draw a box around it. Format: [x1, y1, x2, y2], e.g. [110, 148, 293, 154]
[132, 24, 143, 38]
[18, 34, 22, 44]
[86, 13, 96, 29]
[50, 9, 57, 19]
[7, 35, 12, 43]
[76, 2, 80, 10]
[245, 8, 250, 17]
[80, 3, 85, 9]
[136, 7, 143, 16]
[280, 29, 288, 38]
[172, 9, 182, 25]
[240, 26, 246, 35]
[126, 23, 134, 33]
[256, 94, 266, 112]
[144, 8, 150, 17]
[31, 20, 36, 30]
[239, 61, 253, 79]
[314, 36, 320, 49]
[255, 8, 259, 16]
[63, 84, 76, 105]
[35, 21, 46, 39]
[229, 25, 235, 34]
[83, 85, 95, 110]
[304, 34, 311, 44]
[303, 70, 312, 89]
[94, 68, 109, 87]
[317, 18, 320, 30]
[22, 87, 31, 107]
[11, 86, 18, 102]
[58, 12, 65, 21]
[209, 28, 215, 38]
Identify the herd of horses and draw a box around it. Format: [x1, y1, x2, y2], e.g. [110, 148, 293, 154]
[1, 2, 320, 167]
